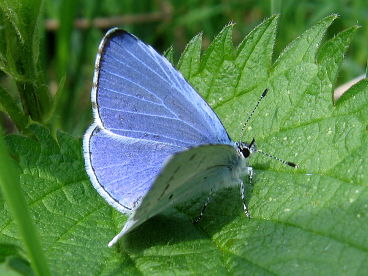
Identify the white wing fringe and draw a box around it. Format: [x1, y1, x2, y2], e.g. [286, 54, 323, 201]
[108, 218, 137, 247]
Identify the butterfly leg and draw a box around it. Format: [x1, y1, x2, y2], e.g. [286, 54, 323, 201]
[193, 194, 212, 224]
[247, 166, 254, 185]
[240, 166, 253, 218]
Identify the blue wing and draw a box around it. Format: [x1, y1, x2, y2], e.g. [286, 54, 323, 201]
[84, 124, 183, 213]
[92, 28, 230, 147]
[84, 28, 231, 213]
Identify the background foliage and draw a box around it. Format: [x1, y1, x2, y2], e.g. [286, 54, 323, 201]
[0, 0, 367, 135]
[0, 1, 367, 275]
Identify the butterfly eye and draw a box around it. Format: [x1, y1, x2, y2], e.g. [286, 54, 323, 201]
[240, 146, 250, 158]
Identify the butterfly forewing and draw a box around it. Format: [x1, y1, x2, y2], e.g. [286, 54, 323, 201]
[94, 29, 230, 146]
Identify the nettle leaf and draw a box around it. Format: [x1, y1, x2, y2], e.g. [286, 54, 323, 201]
[163, 46, 175, 64]
[0, 125, 133, 275]
[1, 15, 367, 275]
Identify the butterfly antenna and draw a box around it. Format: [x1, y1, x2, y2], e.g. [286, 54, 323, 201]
[255, 148, 298, 168]
[240, 88, 269, 140]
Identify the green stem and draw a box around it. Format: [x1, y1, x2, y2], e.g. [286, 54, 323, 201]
[16, 81, 42, 122]
[0, 86, 28, 131]
[0, 131, 51, 276]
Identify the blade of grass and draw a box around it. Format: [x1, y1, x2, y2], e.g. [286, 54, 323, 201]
[64, 0, 102, 133]
[48, 0, 79, 131]
[271, 0, 282, 15]
[0, 129, 51, 276]
[50, 0, 102, 133]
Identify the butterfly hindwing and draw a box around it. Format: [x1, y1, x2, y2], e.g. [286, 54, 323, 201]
[108, 144, 245, 243]
[84, 124, 183, 213]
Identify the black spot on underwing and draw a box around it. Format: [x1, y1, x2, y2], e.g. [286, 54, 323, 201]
[158, 183, 170, 200]
[173, 166, 180, 174]
[189, 154, 197, 161]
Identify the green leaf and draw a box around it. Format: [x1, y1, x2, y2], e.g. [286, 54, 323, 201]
[1, 125, 135, 275]
[273, 14, 338, 72]
[234, 15, 278, 96]
[193, 23, 235, 103]
[282, 25, 360, 145]
[177, 32, 202, 79]
[1, 15, 368, 275]
[163, 46, 175, 64]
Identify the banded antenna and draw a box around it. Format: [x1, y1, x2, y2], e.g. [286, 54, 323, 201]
[240, 88, 298, 168]
[240, 88, 268, 140]
[255, 148, 297, 168]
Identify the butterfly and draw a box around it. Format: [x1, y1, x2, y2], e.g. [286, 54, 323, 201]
[83, 28, 296, 247]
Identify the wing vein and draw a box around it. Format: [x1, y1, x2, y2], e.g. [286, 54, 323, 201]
[111, 40, 173, 88]
[105, 166, 158, 185]
[100, 87, 163, 106]
[107, 128, 194, 147]
[101, 104, 206, 139]
[142, 43, 182, 88]
[100, 68, 164, 105]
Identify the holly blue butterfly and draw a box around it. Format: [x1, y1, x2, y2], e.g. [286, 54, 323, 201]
[83, 28, 296, 247]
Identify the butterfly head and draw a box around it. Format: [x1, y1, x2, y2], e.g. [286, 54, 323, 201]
[237, 138, 297, 168]
[237, 138, 257, 158]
